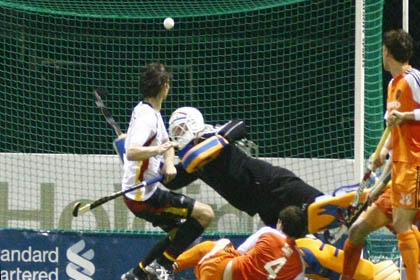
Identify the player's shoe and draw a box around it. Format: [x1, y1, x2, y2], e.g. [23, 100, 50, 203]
[121, 268, 152, 280]
[145, 260, 174, 280]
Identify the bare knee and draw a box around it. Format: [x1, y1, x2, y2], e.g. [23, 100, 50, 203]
[348, 220, 373, 244]
[349, 204, 391, 244]
[192, 202, 214, 227]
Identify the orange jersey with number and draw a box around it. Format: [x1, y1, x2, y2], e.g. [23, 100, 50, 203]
[232, 227, 304, 280]
[386, 66, 420, 164]
[386, 66, 420, 208]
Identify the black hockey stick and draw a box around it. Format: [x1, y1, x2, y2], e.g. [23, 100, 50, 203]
[94, 88, 126, 162]
[325, 171, 392, 244]
[72, 175, 163, 217]
[94, 88, 123, 136]
[347, 127, 391, 217]
[345, 171, 391, 227]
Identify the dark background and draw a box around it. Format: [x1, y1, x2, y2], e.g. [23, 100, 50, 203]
[383, 0, 420, 102]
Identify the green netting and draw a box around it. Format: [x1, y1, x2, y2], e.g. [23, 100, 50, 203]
[365, 227, 400, 264]
[0, 0, 307, 17]
[1, 3, 357, 158]
[0, 0, 385, 237]
[364, 0, 386, 157]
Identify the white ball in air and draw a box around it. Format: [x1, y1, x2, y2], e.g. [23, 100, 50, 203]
[163, 17, 175, 30]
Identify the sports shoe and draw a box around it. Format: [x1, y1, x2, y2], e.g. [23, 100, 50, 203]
[121, 268, 151, 280]
[145, 260, 174, 280]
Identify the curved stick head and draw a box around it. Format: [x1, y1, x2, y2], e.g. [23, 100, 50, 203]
[72, 202, 82, 217]
[95, 88, 108, 99]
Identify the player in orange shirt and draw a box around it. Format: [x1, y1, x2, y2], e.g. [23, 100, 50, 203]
[174, 205, 307, 280]
[340, 28, 420, 280]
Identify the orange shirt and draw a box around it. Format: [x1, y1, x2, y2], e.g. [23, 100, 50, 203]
[232, 227, 304, 280]
[386, 66, 420, 164]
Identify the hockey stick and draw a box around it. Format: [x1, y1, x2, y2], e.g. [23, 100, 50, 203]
[94, 88, 126, 162]
[345, 171, 391, 227]
[72, 175, 163, 217]
[94, 88, 123, 136]
[326, 171, 392, 244]
[347, 126, 391, 216]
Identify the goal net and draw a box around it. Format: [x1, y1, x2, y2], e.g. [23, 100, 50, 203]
[0, 0, 385, 235]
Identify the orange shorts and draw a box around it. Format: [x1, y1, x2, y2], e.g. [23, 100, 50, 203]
[194, 244, 239, 280]
[375, 185, 393, 219]
[391, 162, 420, 209]
[374, 180, 420, 233]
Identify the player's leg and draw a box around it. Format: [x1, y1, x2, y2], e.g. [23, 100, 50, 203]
[340, 189, 393, 280]
[148, 191, 214, 279]
[135, 233, 174, 275]
[197, 246, 237, 280]
[122, 189, 213, 280]
[394, 207, 419, 280]
[392, 163, 419, 280]
[157, 200, 213, 263]
[121, 195, 174, 280]
[174, 240, 216, 271]
[176, 239, 237, 280]
[412, 225, 420, 261]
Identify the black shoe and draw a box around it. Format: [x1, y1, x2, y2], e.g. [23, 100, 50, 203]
[145, 260, 174, 280]
[121, 268, 152, 280]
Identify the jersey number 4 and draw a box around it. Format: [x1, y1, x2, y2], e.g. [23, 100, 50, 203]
[264, 257, 287, 279]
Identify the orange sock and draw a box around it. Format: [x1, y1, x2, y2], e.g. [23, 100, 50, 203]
[174, 241, 215, 272]
[411, 226, 420, 262]
[398, 230, 419, 280]
[340, 239, 363, 280]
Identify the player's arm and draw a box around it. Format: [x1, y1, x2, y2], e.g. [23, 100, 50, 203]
[237, 227, 273, 254]
[216, 119, 247, 142]
[161, 142, 178, 182]
[162, 163, 199, 190]
[368, 154, 392, 203]
[195, 119, 246, 145]
[388, 108, 420, 125]
[126, 141, 178, 161]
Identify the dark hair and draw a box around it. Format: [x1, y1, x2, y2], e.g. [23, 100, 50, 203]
[278, 205, 307, 239]
[383, 29, 414, 63]
[140, 62, 173, 99]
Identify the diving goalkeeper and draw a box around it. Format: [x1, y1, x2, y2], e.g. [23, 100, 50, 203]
[164, 106, 323, 229]
[163, 106, 400, 280]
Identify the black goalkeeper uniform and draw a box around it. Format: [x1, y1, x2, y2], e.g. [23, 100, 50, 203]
[164, 120, 323, 227]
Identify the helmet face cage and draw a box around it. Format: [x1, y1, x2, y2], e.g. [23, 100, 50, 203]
[169, 121, 195, 150]
[168, 107, 205, 149]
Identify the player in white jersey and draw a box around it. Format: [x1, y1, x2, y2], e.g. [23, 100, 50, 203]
[121, 101, 170, 200]
[120, 62, 214, 280]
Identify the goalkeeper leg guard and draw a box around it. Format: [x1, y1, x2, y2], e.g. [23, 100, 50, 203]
[373, 260, 400, 280]
[297, 237, 374, 280]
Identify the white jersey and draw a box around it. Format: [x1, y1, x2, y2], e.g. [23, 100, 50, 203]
[121, 102, 169, 201]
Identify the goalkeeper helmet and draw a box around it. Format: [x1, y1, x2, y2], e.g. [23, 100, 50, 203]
[169, 107, 205, 149]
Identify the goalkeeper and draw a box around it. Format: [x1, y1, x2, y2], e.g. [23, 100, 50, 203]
[165, 106, 323, 229]
[164, 106, 400, 280]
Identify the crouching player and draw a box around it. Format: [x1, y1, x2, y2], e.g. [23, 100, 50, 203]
[173, 205, 399, 280]
[174, 206, 307, 280]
